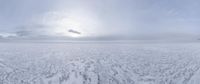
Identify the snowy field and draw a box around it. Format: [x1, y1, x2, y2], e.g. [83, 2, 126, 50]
[0, 42, 200, 84]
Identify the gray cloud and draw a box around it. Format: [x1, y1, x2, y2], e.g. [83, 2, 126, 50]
[15, 24, 50, 37]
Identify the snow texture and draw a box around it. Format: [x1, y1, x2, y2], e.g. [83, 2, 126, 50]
[0, 42, 200, 84]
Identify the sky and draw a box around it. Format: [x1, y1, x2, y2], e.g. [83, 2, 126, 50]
[0, 0, 200, 40]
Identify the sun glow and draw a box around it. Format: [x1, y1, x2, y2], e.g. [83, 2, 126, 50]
[39, 9, 102, 38]
[55, 17, 86, 38]
[55, 11, 98, 38]
[68, 33, 81, 38]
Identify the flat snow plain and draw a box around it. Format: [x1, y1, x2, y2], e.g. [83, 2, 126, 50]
[0, 42, 200, 84]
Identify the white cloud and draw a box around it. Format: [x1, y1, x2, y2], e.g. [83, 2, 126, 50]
[0, 33, 17, 38]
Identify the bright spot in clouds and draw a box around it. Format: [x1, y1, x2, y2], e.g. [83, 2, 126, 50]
[35, 8, 102, 38]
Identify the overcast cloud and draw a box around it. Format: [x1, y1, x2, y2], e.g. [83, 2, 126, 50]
[0, 0, 200, 40]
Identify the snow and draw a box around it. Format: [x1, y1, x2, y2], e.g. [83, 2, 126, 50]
[0, 42, 200, 84]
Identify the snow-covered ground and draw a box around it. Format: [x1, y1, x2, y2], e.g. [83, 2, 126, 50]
[0, 42, 200, 84]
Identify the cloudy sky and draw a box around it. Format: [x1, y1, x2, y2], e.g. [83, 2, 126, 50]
[0, 0, 200, 40]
